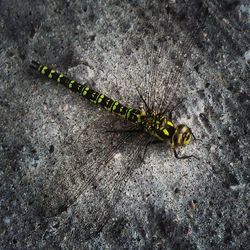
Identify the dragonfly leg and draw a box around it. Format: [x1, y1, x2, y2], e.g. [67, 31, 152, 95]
[190, 130, 202, 142]
[139, 140, 163, 163]
[173, 148, 199, 160]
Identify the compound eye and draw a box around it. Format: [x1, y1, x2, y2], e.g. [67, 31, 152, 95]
[182, 133, 187, 140]
[183, 133, 191, 144]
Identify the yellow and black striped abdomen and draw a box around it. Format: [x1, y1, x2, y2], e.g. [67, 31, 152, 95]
[30, 61, 141, 124]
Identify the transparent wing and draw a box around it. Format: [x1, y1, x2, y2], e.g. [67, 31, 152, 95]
[28, 107, 150, 239]
[105, 4, 208, 117]
[73, 133, 150, 240]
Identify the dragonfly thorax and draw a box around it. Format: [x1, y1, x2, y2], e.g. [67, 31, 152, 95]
[139, 110, 192, 147]
[140, 111, 176, 141]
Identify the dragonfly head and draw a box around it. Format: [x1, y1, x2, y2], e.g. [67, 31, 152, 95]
[171, 124, 192, 147]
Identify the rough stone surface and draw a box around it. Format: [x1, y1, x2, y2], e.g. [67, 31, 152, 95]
[0, 0, 249, 249]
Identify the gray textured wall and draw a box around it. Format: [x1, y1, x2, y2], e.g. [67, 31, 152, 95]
[0, 0, 249, 249]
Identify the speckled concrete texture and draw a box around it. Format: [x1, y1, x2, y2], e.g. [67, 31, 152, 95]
[0, 0, 250, 249]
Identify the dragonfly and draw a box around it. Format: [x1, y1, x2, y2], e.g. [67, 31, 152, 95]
[30, 60, 196, 159]
[30, 12, 205, 240]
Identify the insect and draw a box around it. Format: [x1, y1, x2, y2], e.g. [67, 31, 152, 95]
[30, 61, 197, 160]
[29, 11, 205, 240]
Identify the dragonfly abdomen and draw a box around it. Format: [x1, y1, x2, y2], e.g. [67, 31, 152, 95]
[30, 61, 141, 124]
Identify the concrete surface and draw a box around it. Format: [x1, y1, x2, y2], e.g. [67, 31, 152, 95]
[0, 0, 249, 249]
